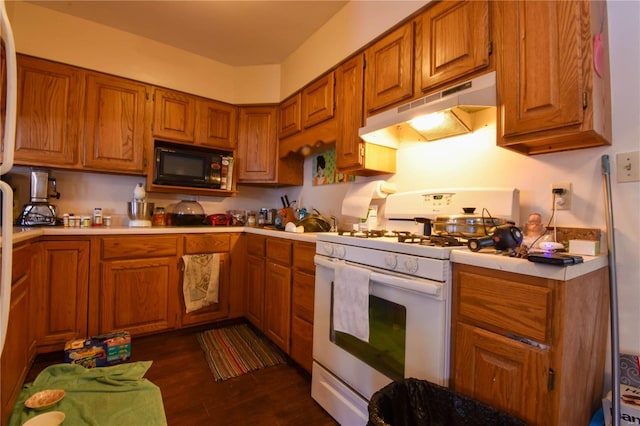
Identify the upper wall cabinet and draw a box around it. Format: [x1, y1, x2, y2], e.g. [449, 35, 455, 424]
[418, 0, 491, 92]
[336, 54, 396, 176]
[278, 72, 337, 157]
[82, 72, 150, 173]
[364, 21, 414, 115]
[494, 0, 611, 155]
[278, 93, 302, 139]
[152, 87, 196, 143]
[197, 99, 238, 150]
[15, 55, 83, 167]
[238, 106, 302, 186]
[301, 72, 335, 129]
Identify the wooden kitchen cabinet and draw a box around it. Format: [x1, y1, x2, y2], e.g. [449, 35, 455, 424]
[290, 241, 316, 373]
[197, 98, 238, 150]
[264, 238, 292, 353]
[335, 54, 396, 175]
[14, 55, 83, 168]
[1, 242, 37, 425]
[179, 234, 231, 326]
[36, 238, 90, 351]
[277, 93, 302, 139]
[418, 0, 491, 92]
[301, 72, 335, 129]
[152, 87, 196, 143]
[494, 0, 611, 155]
[245, 234, 266, 329]
[82, 71, 150, 173]
[364, 21, 414, 114]
[96, 235, 179, 336]
[451, 263, 609, 425]
[237, 106, 302, 186]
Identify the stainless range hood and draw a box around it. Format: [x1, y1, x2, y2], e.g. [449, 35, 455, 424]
[359, 71, 496, 146]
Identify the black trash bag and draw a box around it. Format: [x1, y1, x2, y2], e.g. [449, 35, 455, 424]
[367, 378, 527, 426]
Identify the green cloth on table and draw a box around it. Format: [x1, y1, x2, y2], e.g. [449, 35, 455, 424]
[9, 361, 167, 426]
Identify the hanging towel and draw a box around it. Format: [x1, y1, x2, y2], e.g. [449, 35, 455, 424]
[333, 262, 371, 342]
[182, 253, 220, 313]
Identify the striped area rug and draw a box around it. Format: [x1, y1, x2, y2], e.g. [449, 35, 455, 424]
[197, 324, 287, 381]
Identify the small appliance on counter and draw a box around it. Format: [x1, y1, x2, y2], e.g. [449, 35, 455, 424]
[127, 183, 154, 227]
[168, 200, 206, 226]
[18, 169, 60, 226]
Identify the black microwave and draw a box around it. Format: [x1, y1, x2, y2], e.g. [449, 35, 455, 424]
[154, 144, 223, 189]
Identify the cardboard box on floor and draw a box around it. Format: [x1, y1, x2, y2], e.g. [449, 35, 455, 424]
[64, 331, 131, 368]
[603, 385, 640, 426]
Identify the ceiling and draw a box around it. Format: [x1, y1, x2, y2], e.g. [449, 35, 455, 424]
[27, 0, 349, 66]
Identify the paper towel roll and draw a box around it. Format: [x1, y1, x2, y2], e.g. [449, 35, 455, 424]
[341, 180, 397, 218]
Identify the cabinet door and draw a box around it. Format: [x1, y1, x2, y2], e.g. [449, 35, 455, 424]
[302, 72, 335, 129]
[197, 99, 237, 149]
[495, 1, 610, 154]
[336, 55, 365, 171]
[37, 240, 90, 349]
[245, 254, 265, 329]
[290, 269, 314, 372]
[1, 244, 34, 424]
[364, 22, 414, 114]
[180, 253, 231, 326]
[153, 87, 196, 142]
[237, 106, 277, 182]
[419, 0, 490, 91]
[454, 323, 549, 425]
[278, 93, 301, 139]
[15, 55, 82, 167]
[100, 257, 178, 335]
[83, 72, 148, 173]
[264, 261, 292, 353]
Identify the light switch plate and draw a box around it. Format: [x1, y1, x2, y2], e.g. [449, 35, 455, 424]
[616, 151, 640, 183]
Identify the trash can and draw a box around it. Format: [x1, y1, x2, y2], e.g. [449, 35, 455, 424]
[367, 378, 527, 426]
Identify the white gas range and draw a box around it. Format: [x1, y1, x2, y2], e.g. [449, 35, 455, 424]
[311, 187, 520, 425]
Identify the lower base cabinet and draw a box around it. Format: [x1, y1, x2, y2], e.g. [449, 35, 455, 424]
[451, 263, 609, 425]
[290, 242, 316, 373]
[96, 235, 179, 335]
[1, 243, 36, 426]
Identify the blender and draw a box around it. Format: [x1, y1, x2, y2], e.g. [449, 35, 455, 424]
[18, 169, 60, 226]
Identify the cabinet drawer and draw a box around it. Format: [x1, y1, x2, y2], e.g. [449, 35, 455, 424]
[293, 241, 316, 272]
[184, 234, 230, 254]
[456, 270, 552, 343]
[293, 270, 315, 323]
[101, 236, 178, 260]
[247, 234, 265, 257]
[266, 238, 292, 265]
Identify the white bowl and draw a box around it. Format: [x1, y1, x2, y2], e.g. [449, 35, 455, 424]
[23, 411, 65, 426]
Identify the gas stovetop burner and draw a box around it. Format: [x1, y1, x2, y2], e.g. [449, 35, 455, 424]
[396, 232, 464, 247]
[337, 229, 397, 238]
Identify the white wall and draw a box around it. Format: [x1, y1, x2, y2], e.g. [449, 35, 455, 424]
[7, 0, 640, 358]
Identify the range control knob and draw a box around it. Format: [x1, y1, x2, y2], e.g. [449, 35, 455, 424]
[384, 254, 398, 269]
[320, 243, 334, 257]
[404, 257, 419, 274]
[334, 245, 346, 259]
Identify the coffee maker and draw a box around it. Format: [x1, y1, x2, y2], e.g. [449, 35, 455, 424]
[18, 169, 60, 226]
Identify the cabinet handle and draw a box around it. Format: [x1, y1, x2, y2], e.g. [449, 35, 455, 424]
[548, 368, 555, 391]
[583, 92, 588, 110]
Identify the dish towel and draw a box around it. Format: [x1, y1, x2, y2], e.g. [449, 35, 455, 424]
[182, 253, 220, 313]
[333, 262, 371, 342]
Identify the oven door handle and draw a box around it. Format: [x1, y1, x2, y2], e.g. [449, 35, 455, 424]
[315, 256, 443, 298]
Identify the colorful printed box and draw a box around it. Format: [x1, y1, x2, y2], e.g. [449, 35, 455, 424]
[64, 331, 131, 368]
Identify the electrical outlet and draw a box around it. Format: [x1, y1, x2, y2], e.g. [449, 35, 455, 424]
[616, 151, 640, 183]
[551, 183, 572, 210]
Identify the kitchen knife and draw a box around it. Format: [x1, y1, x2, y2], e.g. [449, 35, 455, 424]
[281, 196, 287, 208]
[284, 195, 290, 207]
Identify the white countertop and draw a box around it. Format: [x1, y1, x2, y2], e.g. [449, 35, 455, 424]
[6, 225, 319, 244]
[451, 248, 608, 280]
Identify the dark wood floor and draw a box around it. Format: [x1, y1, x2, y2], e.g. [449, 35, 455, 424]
[26, 322, 338, 426]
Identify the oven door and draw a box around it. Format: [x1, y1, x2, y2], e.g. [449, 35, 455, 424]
[312, 255, 450, 424]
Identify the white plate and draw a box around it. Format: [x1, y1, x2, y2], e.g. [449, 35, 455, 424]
[22, 411, 65, 426]
[24, 389, 65, 410]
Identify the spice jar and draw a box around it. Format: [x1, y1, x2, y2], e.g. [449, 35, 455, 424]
[152, 207, 166, 226]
